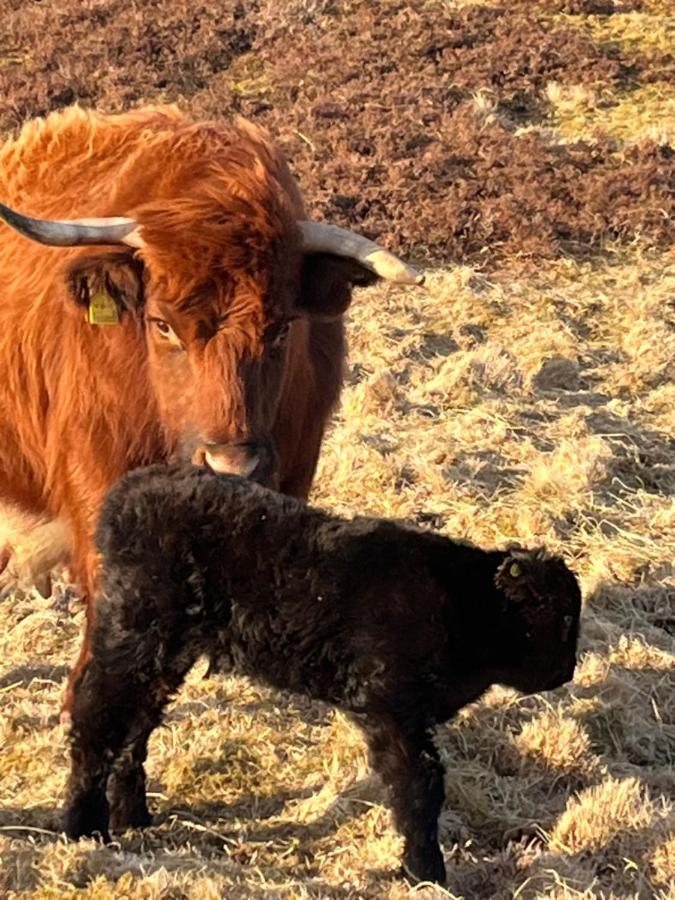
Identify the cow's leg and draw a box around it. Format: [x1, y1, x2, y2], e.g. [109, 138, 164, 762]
[61, 597, 95, 721]
[60, 520, 105, 719]
[361, 715, 446, 885]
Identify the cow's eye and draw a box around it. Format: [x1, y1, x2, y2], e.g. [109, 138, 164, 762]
[150, 318, 184, 350]
[562, 614, 574, 641]
[154, 319, 172, 337]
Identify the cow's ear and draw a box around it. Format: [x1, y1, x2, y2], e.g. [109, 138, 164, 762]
[66, 251, 144, 316]
[295, 253, 380, 320]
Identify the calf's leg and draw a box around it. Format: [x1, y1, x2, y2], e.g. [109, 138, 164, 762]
[107, 718, 161, 832]
[65, 652, 190, 840]
[65, 658, 141, 841]
[362, 716, 446, 885]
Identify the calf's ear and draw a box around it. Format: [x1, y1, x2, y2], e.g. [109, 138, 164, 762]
[494, 549, 536, 606]
[66, 251, 145, 317]
[296, 253, 380, 320]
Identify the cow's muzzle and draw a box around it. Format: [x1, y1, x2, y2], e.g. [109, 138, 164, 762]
[193, 439, 278, 487]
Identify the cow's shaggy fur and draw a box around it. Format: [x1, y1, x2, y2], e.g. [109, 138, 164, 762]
[64, 464, 582, 885]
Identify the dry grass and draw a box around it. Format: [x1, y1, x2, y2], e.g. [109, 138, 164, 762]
[1, 0, 674, 897]
[545, 81, 675, 144]
[543, 5, 675, 144]
[554, 9, 674, 56]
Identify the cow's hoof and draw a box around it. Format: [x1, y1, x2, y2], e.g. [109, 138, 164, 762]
[64, 794, 110, 842]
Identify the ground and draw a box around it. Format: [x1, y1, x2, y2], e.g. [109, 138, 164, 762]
[0, 1, 673, 898]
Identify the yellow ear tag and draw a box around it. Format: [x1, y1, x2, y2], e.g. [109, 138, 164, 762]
[509, 562, 521, 578]
[87, 291, 119, 326]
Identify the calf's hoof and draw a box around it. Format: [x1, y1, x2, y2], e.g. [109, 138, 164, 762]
[109, 801, 153, 833]
[108, 768, 153, 832]
[401, 846, 447, 886]
[64, 794, 111, 843]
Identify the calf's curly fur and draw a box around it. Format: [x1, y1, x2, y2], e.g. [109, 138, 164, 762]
[64, 464, 581, 884]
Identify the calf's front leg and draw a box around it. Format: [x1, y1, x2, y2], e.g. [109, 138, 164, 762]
[362, 715, 447, 885]
[65, 649, 189, 840]
[107, 723, 155, 832]
[65, 658, 140, 841]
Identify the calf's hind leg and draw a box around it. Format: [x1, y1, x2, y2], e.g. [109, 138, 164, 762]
[362, 715, 446, 885]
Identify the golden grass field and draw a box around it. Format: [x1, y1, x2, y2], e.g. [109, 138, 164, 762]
[1, 1, 674, 898]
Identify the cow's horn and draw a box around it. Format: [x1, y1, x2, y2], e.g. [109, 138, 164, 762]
[299, 222, 424, 285]
[0, 202, 144, 248]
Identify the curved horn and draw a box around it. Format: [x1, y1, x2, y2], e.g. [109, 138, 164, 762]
[0, 202, 143, 248]
[299, 222, 424, 286]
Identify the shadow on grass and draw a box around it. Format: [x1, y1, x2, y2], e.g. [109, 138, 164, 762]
[0, 663, 68, 690]
[0, 791, 372, 894]
[0, 803, 64, 841]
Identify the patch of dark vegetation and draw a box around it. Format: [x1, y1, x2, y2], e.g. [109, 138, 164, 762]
[266, 102, 673, 262]
[255, 1, 629, 113]
[0, 1, 254, 132]
[0, 0, 672, 265]
[525, 0, 645, 13]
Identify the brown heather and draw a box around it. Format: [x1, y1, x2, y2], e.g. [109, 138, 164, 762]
[0, 1, 673, 897]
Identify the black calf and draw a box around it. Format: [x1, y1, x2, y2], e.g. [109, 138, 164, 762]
[64, 464, 581, 884]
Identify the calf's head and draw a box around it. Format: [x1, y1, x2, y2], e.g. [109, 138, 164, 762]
[493, 547, 581, 694]
[0, 125, 422, 488]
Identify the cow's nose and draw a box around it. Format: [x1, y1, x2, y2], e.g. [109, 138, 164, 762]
[194, 438, 279, 487]
[195, 442, 260, 478]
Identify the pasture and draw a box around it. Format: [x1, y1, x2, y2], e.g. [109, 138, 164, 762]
[0, 1, 673, 897]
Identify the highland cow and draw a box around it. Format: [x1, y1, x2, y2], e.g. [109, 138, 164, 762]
[64, 464, 581, 885]
[0, 105, 421, 708]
